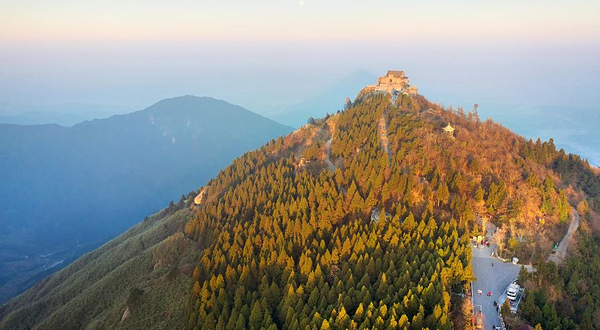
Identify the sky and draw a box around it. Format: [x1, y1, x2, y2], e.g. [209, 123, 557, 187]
[2, 0, 600, 42]
[1, 0, 599, 162]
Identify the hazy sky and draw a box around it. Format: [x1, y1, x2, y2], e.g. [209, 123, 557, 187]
[2, 0, 600, 42]
[1, 0, 599, 123]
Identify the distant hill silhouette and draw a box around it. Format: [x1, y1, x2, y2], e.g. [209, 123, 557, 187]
[0, 102, 134, 126]
[0, 111, 90, 126]
[0, 95, 292, 302]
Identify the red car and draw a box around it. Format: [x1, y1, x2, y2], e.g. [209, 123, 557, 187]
[487, 291, 492, 296]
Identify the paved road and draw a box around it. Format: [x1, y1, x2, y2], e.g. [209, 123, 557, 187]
[548, 209, 580, 264]
[472, 231, 520, 329]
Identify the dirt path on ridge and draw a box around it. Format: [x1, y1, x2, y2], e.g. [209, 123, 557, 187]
[323, 121, 347, 195]
[324, 120, 338, 173]
[378, 112, 391, 161]
[324, 137, 336, 173]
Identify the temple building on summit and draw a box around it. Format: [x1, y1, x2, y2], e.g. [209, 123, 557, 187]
[362, 70, 418, 96]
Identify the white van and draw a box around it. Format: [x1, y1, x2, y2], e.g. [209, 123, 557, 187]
[507, 283, 520, 301]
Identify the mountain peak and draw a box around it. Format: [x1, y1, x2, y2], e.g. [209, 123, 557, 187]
[0, 95, 293, 306]
[2, 83, 599, 330]
[147, 95, 231, 112]
[360, 70, 419, 97]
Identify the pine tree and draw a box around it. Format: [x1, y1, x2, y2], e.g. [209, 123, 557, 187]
[436, 182, 450, 206]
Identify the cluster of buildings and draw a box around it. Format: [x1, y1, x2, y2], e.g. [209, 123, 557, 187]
[359, 71, 457, 139]
[362, 70, 419, 97]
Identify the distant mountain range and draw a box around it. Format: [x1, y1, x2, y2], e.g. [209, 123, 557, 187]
[3, 71, 597, 167]
[0, 111, 102, 127]
[477, 104, 600, 167]
[0, 96, 293, 303]
[0, 102, 135, 127]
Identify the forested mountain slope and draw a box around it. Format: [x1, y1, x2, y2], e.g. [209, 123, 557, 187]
[0, 200, 198, 329]
[2, 89, 598, 330]
[181, 92, 598, 330]
[0, 96, 293, 303]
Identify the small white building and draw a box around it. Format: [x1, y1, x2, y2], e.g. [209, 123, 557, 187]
[443, 123, 455, 137]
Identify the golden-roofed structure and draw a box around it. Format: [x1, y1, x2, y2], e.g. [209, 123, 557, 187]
[362, 70, 418, 97]
[443, 123, 455, 137]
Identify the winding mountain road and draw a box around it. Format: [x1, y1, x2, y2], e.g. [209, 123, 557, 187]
[548, 209, 580, 264]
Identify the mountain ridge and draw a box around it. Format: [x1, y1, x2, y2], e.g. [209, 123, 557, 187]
[1, 77, 598, 330]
